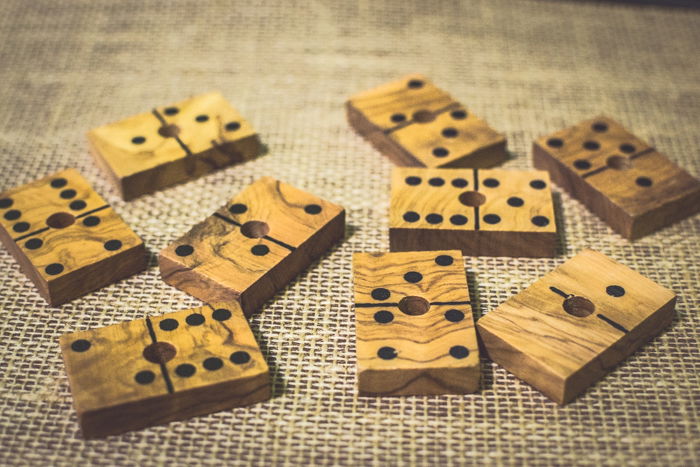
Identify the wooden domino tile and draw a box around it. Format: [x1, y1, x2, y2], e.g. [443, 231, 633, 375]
[389, 167, 557, 257]
[60, 302, 270, 438]
[88, 92, 262, 200]
[533, 115, 700, 239]
[353, 250, 479, 396]
[477, 249, 676, 405]
[159, 177, 345, 316]
[346, 74, 507, 168]
[0, 169, 146, 306]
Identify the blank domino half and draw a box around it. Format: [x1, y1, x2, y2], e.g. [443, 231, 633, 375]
[533, 115, 700, 239]
[88, 92, 262, 200]
[60, 302, 270, 438]
[477, 249, 676, 405]
[389, 167, 557, 257]
[347, 74, 507, 168]
[353, 250, 479, 396]
[0, 169, 146, 306]
[159, 177, 345, 316]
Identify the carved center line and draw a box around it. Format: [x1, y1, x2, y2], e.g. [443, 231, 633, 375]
[383, 102, 461, 135]
[355, 302, 400, 308]
[629, 147, 656, 160]
[356, 300, 471, 308]
[152, 109, 193, 157]
[549, 286, 570, 298]
[213, 212, 242, 227]
[597, 314, 629, 333]
[213, 212, 297, 252]
[13, 227, 49, 242]
[580, 147, 656, 179]
[75, 204, 110, 219]
[13, 204, 112, 242]
[474, 169, 480, 231]
[145, 317, 174, 394]
[549, 286, 628, 333]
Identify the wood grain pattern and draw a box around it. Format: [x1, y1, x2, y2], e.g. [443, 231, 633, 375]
[347, 74, 507, 168]
[533, 115, 700, 239]
[389, 167, 557, 257]
[0, 169, 146, 306]
[353, 250, 479, 396]
[88, 92, 262, 200]
[476, 249, 676, 405]
[159, 177, 345, 316]
[60, 301, 270, 438]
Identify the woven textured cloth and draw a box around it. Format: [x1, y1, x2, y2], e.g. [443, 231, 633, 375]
[0, 1, 698, 465]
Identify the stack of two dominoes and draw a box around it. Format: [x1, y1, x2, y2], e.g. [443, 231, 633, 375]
[347, 75, 699, 402]
[0, 94, 346, 438]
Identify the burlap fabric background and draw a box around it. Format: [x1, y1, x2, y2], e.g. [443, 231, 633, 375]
[0, 0, 698, 465]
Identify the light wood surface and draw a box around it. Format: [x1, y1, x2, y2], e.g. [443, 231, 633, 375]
[353, 250, 479, 396]
[0, 169, 146, 306]
[60, 301, 270, 438]
[389, 167, 557, 257]
[159, 177, 345, 315]
[533, 115, 700, 239]
[88, 92, 262, 200]
[476, 249, 676, 405]
[347, 74, 507, 168]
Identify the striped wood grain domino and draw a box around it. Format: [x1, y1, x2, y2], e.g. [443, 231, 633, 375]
[353, 250, 479, 396]
[477, 249, 676, 405]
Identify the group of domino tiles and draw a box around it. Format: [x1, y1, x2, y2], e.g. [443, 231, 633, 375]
[0, 76, 698, 438]
[347, 75, 698, 401]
